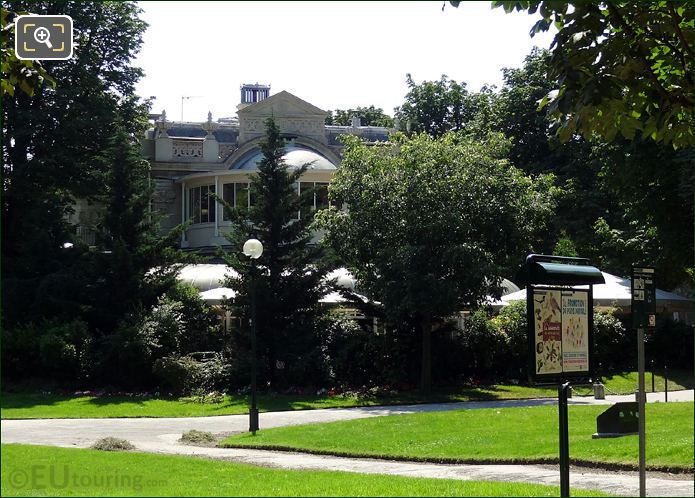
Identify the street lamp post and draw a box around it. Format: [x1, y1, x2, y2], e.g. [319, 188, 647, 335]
[243, 238, 263, 435]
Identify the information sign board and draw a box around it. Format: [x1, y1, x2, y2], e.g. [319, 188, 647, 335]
[531, 287, 591, 379]
[631, 267, 656, 328]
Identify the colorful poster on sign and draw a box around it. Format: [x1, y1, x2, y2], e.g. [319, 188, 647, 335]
[561, 290, 589, 372]
[533, 289, 562, 374]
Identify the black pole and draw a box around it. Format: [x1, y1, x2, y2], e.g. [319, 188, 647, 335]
[650, 360, 655, 393]
[664, 364, 668, 403]
[558, 381, 571, 498]
[249, 261, 259, 434]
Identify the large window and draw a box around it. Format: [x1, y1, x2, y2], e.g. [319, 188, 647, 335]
[298, 181, 336, 217]
[222, 182, 252, 220]
[188, 185, 216, 223]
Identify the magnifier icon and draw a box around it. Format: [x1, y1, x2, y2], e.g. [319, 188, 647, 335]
[33, 27, 53, 49]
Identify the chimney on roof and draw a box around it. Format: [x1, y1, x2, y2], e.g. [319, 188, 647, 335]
[238, 83, 271, 110]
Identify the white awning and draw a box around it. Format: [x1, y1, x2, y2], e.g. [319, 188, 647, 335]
[199, 287, 236, 304]
[493, 272, 692, 309]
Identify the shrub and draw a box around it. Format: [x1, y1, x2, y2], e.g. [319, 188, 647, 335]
[90, 437, 135, 451]
[593, 309, 631, 374]
[164, 282, 222, 353]
[139, 299, 185, 357]
[153, 354, 231, 396]
[1, 318, 92, 383]
[97, 318, 159, 388]
[152, 356, 201, 395]
[97, 293, 217, 389]
[491, 300, 528, 379]
[1, 322, 42, 379]
[320, 313, 379, 387]
[197, 354, 232, 392]
[459, 309, 508, 380]
[647, 316, 694, 370]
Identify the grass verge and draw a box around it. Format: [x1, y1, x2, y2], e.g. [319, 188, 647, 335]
[1, 444, 610, 497]
[221, 402, 694, 473]
[2, 370, 690, 419]
[0, 385, 557, 419]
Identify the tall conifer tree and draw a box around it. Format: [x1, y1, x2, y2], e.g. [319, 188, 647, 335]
[222, 118, 330, 389]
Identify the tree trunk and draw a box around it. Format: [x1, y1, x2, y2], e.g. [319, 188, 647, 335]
[420, 314, 432, 394]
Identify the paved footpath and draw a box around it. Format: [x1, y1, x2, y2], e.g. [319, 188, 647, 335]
[2, 390, 693, 497]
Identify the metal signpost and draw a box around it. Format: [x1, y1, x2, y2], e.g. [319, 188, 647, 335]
[631, 266, 656, 498]
[524, 254, 604, 498]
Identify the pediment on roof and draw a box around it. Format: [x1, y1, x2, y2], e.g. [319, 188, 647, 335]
[237, 91, 328, 145]
[237, 91, 327, 118]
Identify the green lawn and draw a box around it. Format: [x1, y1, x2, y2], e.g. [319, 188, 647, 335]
[595, 370, 692, 395]
[2, 369, 690, 419]
[221, 402, 694, 472]
[0, 385, 559, 419]
[1, 444, 609, 497]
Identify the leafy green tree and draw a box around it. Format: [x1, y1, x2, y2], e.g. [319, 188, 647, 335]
[2, 1, 149, 326]
[317, 132, 559, 392]
[491, 48, 606, 256]
[587, 142, 693, 288]
[552, 231, 578, 257]
[326, 106, 394, 127]
[492, 47, 693, 288]
[1, 7, 55, 96]
[493, 48, 555, 173]
[394, 74, 480, 137]
[221, 118, 331, 389]
[481, 1, 694, 148]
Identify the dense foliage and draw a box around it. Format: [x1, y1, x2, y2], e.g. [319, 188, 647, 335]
[394, 74, 488, 137]
[480, 1, 694, 148]
[1, 2, 203, 389]
[2, 1, 150, 325]
[0, 7, 55, 96]
[317, 132, 558, 391]
[325, 106, 394, 127]
[397, 48, 693, 289]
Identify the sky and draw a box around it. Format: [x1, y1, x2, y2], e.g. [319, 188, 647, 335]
[134, 1, 556, 122]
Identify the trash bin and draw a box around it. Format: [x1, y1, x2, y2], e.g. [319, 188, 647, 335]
[593, 383, 605, 400]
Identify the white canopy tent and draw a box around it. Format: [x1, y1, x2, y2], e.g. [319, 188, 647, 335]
[178, 264, 370, 305]
[493, 272, 692, 313]
[177, 264, 239, 292]
[199, 287, 236, 303]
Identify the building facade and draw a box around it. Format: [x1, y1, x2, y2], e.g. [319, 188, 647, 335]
[141, 84, 390, 250]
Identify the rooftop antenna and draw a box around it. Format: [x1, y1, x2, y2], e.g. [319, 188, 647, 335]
[181, 95, 203, 122]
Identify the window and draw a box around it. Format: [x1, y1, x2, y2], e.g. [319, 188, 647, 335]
[298, 181, 337, 217]
[315, 182, 329, 210]
[221, 182, 252, 220]
[299, 182, 314, 217]
[188, 185, 216, 223]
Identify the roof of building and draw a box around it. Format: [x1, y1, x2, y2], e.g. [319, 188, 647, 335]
[234, 145, 337, 171]
[165, 126, 239, 143]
